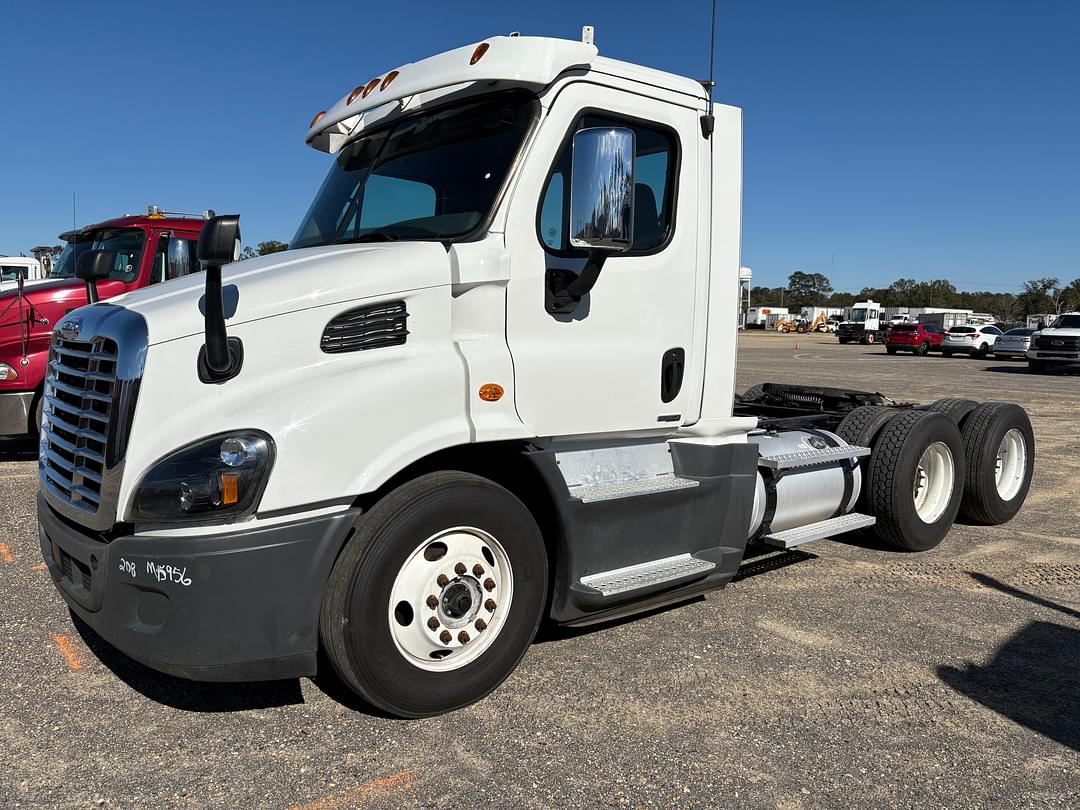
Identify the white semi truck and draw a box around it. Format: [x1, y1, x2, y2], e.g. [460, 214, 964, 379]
[836, 300, 885, 344]
[37, 31, 1035, 717]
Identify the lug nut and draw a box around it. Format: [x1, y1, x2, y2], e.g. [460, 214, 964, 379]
[458, 631, 470, 644]
[455, 562, 467, 576]
[475, 618, 487, 632]
[427, 617, 440, 630]
[473, 563, 484, 577]
[440, 630, 452, 644]
[483, 578, 496, 592]
[426, 594, 439, 609]
[484, 599, 496, 612]
[437, 574, 449, 588]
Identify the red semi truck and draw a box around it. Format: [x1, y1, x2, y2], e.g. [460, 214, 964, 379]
[0, 207, 208, 437]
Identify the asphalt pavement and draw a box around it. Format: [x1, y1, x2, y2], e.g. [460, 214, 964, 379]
[0, 331, 1077, 808]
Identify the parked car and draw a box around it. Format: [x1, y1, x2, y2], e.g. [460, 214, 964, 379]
[885, 322, 944, 355]
[994, 327, 1035, 360]
[942, 324, 1003, 357]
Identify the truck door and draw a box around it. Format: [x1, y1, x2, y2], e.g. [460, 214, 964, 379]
[504, 84, 702, 437]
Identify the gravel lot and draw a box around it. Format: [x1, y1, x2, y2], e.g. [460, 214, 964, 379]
[1, 331, 1077, 808]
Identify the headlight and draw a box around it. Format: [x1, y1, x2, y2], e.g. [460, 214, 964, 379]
[129, 431, 275, 524]
[0, 363, 18, 381]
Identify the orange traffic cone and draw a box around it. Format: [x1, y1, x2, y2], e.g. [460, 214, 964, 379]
[794, 340, 800, 350]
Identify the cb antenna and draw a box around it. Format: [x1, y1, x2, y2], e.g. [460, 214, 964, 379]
[704, 0, 717, 98]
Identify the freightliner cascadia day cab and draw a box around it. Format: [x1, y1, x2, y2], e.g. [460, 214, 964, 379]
[0, 208, 206, 437]
[38, 31, 1035, 717]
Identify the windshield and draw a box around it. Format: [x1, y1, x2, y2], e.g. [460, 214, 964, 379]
[49, 229, 146, 283]
[1050, 314, 1080, 329]
[292, 91, 537, 250]
[849, 308, 869, 322]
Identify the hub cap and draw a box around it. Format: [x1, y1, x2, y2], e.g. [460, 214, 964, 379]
[995, 428, 1026, 501]
[912, 441, 955, 524]
[388, 527, 513, 672]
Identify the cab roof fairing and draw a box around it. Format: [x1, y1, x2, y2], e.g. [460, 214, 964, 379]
[305, 35, 598, 153]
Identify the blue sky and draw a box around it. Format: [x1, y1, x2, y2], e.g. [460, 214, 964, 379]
[1, 0, 1076, 293]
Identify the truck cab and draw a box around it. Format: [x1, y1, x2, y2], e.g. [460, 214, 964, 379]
[837, 300, 883, 344]
[0, 208, 205, 437]
[37, 32, 1034, 718]
[0, 257, 44, 291]
[1028, 312, 1080, 372]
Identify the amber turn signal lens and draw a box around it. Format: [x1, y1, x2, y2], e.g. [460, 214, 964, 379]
[362, 78, 381, 98]
[346, 85, 365, 105]
[309, 110, 326, 128]
[470, 42, 490, 65]
[220, 473, 239, 506]
[478, 383, 504, 402]
[381, 70, 399, 90]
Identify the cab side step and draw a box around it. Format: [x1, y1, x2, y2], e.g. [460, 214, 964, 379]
[762, 512, 876, 549]
[757, 444, 870, 471]
[579, 553, 715, 597]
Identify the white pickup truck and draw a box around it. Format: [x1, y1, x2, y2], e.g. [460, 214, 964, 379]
[37, 30, 1035, 717]
[1028, 312, 1080, 372]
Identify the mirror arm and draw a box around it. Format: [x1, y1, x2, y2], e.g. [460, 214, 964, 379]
[565, 251, 607, 299]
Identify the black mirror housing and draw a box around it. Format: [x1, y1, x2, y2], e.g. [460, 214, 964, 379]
[75, 249, 114, 281]
[197, 215, 241, 266]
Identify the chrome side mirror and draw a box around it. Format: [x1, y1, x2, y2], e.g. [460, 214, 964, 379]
[569, 126, 636, 252]
[166, 238, 191, 279]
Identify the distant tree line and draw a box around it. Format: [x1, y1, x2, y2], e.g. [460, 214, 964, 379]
[240, 240, 289, 259]
[752, 272, 1080, 320]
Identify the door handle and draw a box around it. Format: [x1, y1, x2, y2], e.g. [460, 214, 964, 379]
[660, 348, 685, 404]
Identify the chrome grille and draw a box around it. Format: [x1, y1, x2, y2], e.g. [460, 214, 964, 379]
[40, 336, 118, 516]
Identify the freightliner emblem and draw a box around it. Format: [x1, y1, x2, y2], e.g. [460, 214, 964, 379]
[58, 320, 81, 341]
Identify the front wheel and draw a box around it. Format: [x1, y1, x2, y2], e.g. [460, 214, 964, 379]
[918, 341, 930, 356]
[865, 332, 876, 344]
[319, 471, 548, 717]
[976, 343, 990, 358]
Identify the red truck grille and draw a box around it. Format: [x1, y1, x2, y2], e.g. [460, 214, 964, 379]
[39, 336, 119, 517]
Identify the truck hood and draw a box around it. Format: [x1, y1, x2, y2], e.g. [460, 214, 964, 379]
[1036, 327, 1080, 337]
[0, 277, 57, 294]
[0, 277, 82, 300]
[108, 242, 452, 346]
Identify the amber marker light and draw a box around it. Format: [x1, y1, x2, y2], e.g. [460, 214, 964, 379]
[309, 111, 326, 129]
[347, 85, 365, 105]
[362, 77, 381, 98]
[220, 473, 239, 506]
[381, 70, 399, 90]
[479, 383, 504, 402]
[470, 42, 490, 65]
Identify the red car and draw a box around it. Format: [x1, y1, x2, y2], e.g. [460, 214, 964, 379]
[885, 322, 944, 355]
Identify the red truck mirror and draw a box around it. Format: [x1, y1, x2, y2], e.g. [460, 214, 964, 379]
[75, 249, 115, 304]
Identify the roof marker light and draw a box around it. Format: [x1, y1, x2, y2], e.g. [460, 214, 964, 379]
[381, 70, 399, 91]
[347, 85, 365, 105]
[310, 111, 326, 129]
[362, 78, 381, 98]
[470, 42, 490, 65]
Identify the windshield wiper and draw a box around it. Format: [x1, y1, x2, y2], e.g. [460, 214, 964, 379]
[340, 231, 402, 244]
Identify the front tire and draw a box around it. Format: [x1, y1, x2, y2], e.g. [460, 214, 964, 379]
[865, 410, 965, 551]
[320, 471, 548, 717]
[958, 403, 1035, 525]
[918, 341, 930, 356]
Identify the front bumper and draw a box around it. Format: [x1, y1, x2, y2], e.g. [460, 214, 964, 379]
[1027, 350, 1080, 364]
[0, 390, 34, 436]
[38, 492, 359, 681]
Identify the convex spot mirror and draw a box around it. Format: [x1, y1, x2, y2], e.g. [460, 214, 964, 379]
[75, 249, 115, 281]
[197, 215, 242, 266]
[569, 126, 636, 252]
[166, 238, 192, 280]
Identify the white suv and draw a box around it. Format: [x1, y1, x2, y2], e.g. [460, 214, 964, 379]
[1028, 312, 1080, 373]
[942, 324, 1003, 358]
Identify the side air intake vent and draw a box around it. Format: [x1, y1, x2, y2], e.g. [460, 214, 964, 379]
[321, 301, 409, 354]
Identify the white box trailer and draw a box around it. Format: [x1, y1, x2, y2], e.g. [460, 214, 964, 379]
[36, 29, 1036, 718]
[747, 306, 787, 328]
[912, 308, 973, 330]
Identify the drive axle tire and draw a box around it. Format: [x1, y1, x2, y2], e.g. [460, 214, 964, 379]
[836, 405, 900, 449]
[740, 383, 766, 403]
[958, 403, 1035, 525]
[865, 410, 965, 551]
[320, 471, 547, 718]
[925, 398, 979, 428]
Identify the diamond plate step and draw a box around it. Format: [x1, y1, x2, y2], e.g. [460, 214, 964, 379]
[757, 445, 870, 471]
[579, 553, 715, 597]
[762, 512, 876, 549]
[570, 473, 699, 504]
